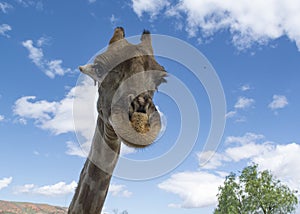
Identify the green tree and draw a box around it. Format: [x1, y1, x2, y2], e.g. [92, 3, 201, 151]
[214, 164, 298, 214]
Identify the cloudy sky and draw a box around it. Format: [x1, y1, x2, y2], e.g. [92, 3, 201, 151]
[1, 0, 300, 213]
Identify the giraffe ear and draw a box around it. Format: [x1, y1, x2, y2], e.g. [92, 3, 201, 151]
[79, 64, 94, 74]
[79, 64, 98, 82]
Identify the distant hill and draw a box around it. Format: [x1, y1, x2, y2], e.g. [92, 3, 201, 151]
[0, 200, 67, 214]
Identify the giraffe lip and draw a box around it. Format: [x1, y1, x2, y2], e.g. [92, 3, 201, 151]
[122, 139, 150, 148]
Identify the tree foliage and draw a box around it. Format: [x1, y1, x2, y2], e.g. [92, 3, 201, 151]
[214, 164, 298, 214]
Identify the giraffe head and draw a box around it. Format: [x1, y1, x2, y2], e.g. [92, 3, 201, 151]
[79, 29, 167, 148]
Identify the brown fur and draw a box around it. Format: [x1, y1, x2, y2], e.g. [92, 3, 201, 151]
[131, 112, 150, 134]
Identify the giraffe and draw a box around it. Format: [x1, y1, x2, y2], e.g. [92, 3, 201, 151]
[68, 27, 167, 214]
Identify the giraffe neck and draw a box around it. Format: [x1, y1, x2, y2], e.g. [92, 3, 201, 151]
[68, 117, 121, 214]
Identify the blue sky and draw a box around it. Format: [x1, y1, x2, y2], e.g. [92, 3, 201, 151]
[1, 0, 300, 213]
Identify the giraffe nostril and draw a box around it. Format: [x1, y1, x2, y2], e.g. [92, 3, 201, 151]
[137, 109, 146, 114]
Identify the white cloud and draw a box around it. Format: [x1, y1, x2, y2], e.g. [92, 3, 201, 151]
[252, 143, 300, 191]
[225, 132, 264, 145]
[168, 203, 181, 208]
[227, 88, 254, 121]
[15, 180, 131, 199]
[109, 184, 132, 198]
[14, 0, 28, 7]
[234, 97, 255, 109]
[13, 96, 58, 121]
[131, 0, 170, 18]
[22, 39, 71, 78]
[160, 132, 300, 209]
[240, 84, 251, 91]
[15, 0, 30, 7]
[14, 181, 77, 196]
[214, 133, 300, 190]
[22, 40, 43, 65]
[37, 36, 51, 47]
[234, 116, 247, 123]
[66, 141, 90, 158]
[155, 106, 167, 140]
[0, 177, 12, 190]
[225, 142, 273, 162]
[225, 110, 236, 119]
[66, 140, 136, 158]
[33, 150, 40, 155]
[15, 0, 43, 10]
[199, 133, 268, 169]
[14, 77, 137, 158]
[0, 2, 12, 13]
[222, 133, 273, 163]
[35, 1, 43, 11]
[198, 151, 229, 169]
[110, 14, 118, 26]
[158, 171, 224, 208]
[268, 94, 288, 110]
[14, 184, 34, 194]
[47, 59, 69, 76]
[13, 94, 74, 134]
[0, 114, 4, 121]
[225, 111, 247, 123]
[133, 0, 300, 51]
[17, 118, 27, 125]
[13, 79, 97, 136]
[0, 23, 12, 38]
[120, 143, 136, 156]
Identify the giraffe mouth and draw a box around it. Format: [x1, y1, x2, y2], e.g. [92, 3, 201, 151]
[128, 93, 156, 135]
[110, 92, 161, 148]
